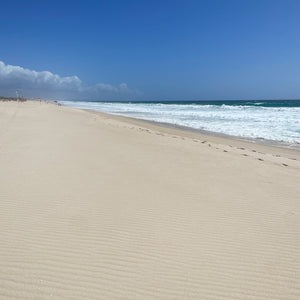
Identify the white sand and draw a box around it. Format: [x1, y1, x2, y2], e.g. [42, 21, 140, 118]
[0, 100, 299, 299]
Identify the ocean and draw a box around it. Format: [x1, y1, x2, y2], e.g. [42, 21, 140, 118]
[60, 100, 300, 147]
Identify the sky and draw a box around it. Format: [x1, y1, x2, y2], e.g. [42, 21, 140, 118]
[0, 0, 300, 101]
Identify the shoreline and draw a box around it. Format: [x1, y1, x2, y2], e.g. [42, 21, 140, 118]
[145, 119, 300, 150]
[81, 107, 300, 167]
[1, 100, 300, 299]
[58, 101, 300, 151]
[100, 112, 300, 151]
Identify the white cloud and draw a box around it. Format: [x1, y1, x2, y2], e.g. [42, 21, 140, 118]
[0, 61, 140, 100]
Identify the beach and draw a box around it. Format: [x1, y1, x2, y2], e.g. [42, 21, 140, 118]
[61, 100, 300, 147]
[0, 100, 299, 299]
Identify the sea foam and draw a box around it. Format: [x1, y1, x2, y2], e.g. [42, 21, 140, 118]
[60, 100, 300, 145]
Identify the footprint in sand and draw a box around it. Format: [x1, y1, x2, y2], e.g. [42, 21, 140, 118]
[223, 150, 228, 152]
[282, 163, 288, 167]
[258, 158, 264, 161]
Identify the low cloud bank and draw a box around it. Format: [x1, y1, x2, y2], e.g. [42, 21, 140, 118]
[0, 61, 140, 100]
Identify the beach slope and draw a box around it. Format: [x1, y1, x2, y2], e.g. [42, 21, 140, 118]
[0, 101, 299, 299]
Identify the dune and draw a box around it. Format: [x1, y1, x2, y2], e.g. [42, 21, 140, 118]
[0, 100, 299, 299]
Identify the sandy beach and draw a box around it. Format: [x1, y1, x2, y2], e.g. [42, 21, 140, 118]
[0, 100, 299, 299]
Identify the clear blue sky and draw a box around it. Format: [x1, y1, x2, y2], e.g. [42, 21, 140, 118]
[1, 0, 300, 100]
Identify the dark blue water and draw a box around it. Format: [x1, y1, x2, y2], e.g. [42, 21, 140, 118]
[82, 99, 300, 107]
